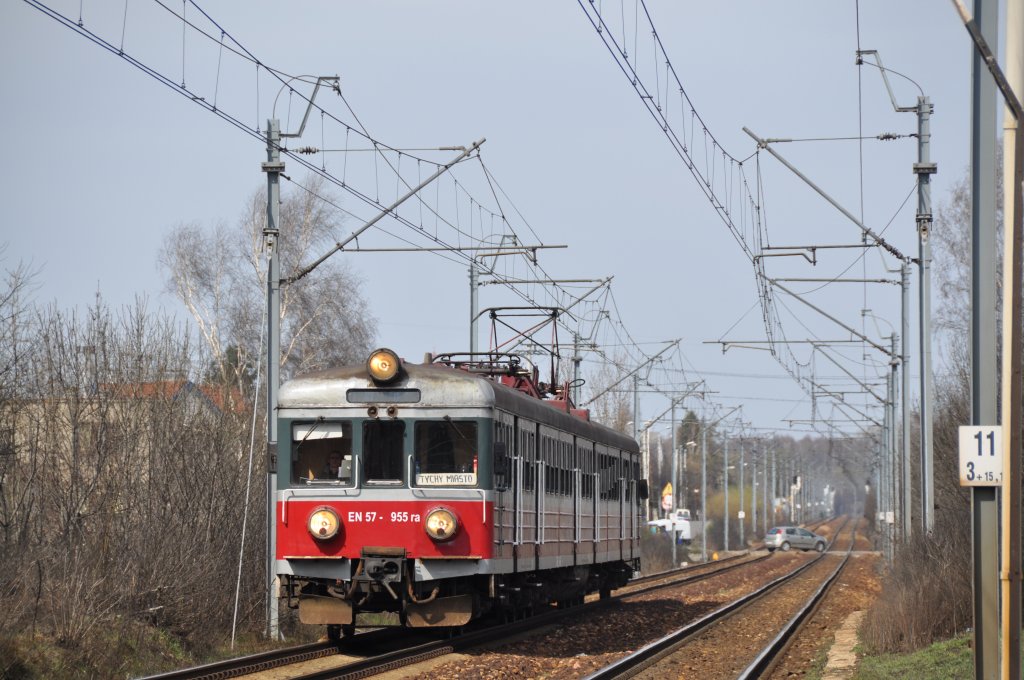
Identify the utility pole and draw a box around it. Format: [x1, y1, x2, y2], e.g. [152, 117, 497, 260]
[724, 433, 730, 551]
[701, 421, 708, 561]
[915, 96, 936, 535]
[262, 118, 283, 641]
[469, 260, 479, 353]
[572, 333, 582, 405]
[889, 330, 905, 544]
[763, 447, 769, 534]
[633, 375, 646, 522]
[751, 450, 757, 542]
[671, 404, 678, 565]
[739, 439, 746, 546]
[900, 264, 912, 542]
[891, 336, 900, 554]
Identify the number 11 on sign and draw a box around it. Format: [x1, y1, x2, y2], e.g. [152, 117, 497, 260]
[959, 425, 1004, 486]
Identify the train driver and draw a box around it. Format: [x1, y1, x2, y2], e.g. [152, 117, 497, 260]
[322, 450, 352, 481]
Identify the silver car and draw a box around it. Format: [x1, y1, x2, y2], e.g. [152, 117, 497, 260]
[764, 526, 826, 553]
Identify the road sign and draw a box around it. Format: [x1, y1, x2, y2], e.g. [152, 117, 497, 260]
[737, 510, 745, 519]
[959, 425, 1004, 486]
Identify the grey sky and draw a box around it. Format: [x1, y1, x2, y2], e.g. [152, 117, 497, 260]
[3, 1, 979, 437]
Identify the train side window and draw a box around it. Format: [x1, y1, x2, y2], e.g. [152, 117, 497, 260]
[580, 444, 594, 498]
[524, 430, 536, 491]
[564, 443, 573, 496]
[363, 420, 405, 483]
[623, 454, 630, 501]
[493, 441, 509, 490]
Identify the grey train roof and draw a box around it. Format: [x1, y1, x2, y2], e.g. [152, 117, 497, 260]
[279, 360, 638, 453]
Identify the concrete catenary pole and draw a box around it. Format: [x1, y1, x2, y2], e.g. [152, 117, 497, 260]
[263, 118, 283, 640]
[763, 447, 769, 534]
[739, 440, 745, 546]
[751, 450, 757, 541]
[701, 421, 708, 562]
[724, 434, 730, 551]
[900, 263, 911, 542]
[915, 96, 936, 535]
[671, 404, 678, 565]
[469, 261, 479, 353]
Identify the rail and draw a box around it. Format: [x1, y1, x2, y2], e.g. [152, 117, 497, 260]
[582, 516, 852, 679]
[284, 549, 776, 679]
[738, 523, 856, 678]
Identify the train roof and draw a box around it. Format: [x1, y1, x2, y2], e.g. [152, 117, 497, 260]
[279, 358, 638, 452]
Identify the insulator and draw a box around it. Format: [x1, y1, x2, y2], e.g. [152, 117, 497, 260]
[295, 146, 319, 154]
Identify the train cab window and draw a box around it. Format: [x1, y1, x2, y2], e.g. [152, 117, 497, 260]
[413, 420, 478, 486]
[291, 421, 354, 486]
[363, 420, 405, 483]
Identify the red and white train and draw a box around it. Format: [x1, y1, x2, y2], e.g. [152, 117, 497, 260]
[275, 348, 646, 636]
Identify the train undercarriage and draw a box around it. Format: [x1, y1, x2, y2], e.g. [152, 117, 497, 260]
[282, 550, 639, 635]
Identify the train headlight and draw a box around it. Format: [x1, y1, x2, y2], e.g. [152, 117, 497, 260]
[424, 508, 459, 542]
[367, 348, 401, 384]
[307, 506, 341, 541]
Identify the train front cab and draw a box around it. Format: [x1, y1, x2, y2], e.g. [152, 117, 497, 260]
[275, 407, 495, 631]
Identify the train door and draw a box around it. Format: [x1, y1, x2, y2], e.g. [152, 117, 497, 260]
[594, 445, 610, 564]
[493, 415, 515, 567]
[515, 419, 537, 572]
[536, 427, 561, 570]
[535, 431, 548, 570]
[572, 438, 581, 565]
[558, 434, 572, 568]
[576, 439, 596, 565]
[618, 452, 627, 562]
[631, 458, 641, 560]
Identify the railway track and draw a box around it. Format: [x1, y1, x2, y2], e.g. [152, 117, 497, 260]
[283, 551, 778, 680]
[582, 516, 857, 679]
[142, 519, 844, 679]
[137, 627, 417, 680]
[146, 548, 772, 680]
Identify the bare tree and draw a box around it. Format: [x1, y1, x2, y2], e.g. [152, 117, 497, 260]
[586, 355, 634, 432]
[159, 174, 376, 389]
[1, 293, 269, 672]
[932, 150, 1003, 338]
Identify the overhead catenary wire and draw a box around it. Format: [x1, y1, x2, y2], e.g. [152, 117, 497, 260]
[29, 0, 879, 439]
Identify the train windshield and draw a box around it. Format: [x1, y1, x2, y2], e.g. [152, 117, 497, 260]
[413, 420, 478, 486]
[291, 421, 354, 486]
[363, 420, 406, 484]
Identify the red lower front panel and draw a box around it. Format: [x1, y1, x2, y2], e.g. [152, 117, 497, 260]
[276, 499, 493, 560]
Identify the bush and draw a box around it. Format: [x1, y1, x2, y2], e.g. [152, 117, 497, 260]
[860, 528, 972, 653]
